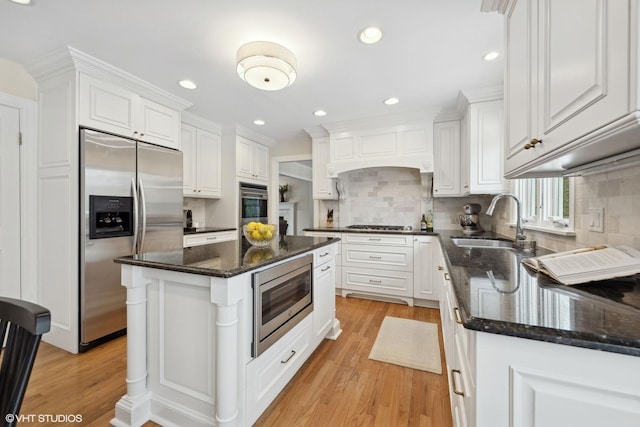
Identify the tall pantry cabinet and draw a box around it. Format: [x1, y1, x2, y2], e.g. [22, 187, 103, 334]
[26, 47, 191, 353]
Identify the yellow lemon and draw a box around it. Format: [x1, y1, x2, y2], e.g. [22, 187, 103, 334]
[251, 230, 262, 240]
[264, 230, 273, 240]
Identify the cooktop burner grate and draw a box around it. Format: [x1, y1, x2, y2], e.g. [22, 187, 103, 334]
[346, 224, 412, 231]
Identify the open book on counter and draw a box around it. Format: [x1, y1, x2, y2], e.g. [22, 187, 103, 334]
[521, 245, 640, 285]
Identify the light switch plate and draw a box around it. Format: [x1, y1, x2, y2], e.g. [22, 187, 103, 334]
[588, 207, 604, 232]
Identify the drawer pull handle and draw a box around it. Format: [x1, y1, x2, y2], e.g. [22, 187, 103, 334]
[437, 266, 444, 271]
[451, 369, 465, 396]
[369, 279, 382, 284]
[321, 265, 331, 272]
[368, 238, 382, 241]
[281, 350, 296, 364]
[369, 255, 382, 259]
[206, 236, 217, 240]
[453, 307, 463, 324]
[319, 252, 330, 257]
[444, 272, 450, 281]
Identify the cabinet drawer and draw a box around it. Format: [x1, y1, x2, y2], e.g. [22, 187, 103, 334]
[342, 244, 413, 271]
[313, 244, 336, 267]
[183, 231, 237, 248]
[342, 267, 413, 297]
[343, 233, 412, 246]
[246, 315, 312, 425]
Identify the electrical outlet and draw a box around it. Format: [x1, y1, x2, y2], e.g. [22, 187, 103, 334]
[588, 207, 604, 232]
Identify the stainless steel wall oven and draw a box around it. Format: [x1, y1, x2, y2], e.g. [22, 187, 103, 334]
[253, 254, 313, 356]
[240, 182, 268, 226]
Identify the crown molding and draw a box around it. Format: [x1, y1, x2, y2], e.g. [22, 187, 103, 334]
[181, 111, 222, 135]
[26, 46, 192, 111]
[480, 0, 510, 14]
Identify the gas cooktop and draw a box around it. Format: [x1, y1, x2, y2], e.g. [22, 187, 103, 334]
[346, 224, 413, 231]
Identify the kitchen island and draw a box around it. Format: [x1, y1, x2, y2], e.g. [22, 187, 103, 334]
[110, 235, 340, 427]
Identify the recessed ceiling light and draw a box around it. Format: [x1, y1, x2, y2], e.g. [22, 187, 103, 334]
[9, 0, 32, 4]
[482, 51, 500, 61]
[384, 97, 399, 105]
[178, 80, 197, 89]
[359, 26, 383, 44]
[313, 110, 327, 117]
[253, 119, 265, 126]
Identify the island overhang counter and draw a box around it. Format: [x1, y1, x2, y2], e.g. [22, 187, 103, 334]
[110, 235, 341, 427]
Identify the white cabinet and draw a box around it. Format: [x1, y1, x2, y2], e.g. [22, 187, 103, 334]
[503, 0, 636, 177]
[183, 230, 237, 248]
[246, 315, 312, 426]
[312, 245, 336, 348]
[304, 230, 342, 291]
[412, 236, 438, 302]
[181, 120, 222, 198]
[312, 136, 338, 199]
[434, 88, 507, 197]
[236, 136, 269, 182]
[460, 97, 508, 194]
[79, 74, 181, 150]
[341, 233, 414, 305]
[433, 120, 462, 196]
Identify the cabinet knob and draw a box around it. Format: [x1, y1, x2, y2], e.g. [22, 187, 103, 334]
[437, 266, 444, 271]
[524, 138, 542, 150]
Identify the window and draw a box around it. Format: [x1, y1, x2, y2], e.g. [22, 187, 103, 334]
[513, 177, 573, 232]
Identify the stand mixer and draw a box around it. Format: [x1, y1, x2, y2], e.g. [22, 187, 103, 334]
[458, 203, 483, 235]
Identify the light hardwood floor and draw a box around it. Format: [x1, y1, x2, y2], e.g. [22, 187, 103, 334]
[20, 297, 452, 426]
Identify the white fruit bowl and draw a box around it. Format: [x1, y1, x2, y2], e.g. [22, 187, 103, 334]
[243, 223, 277, 247]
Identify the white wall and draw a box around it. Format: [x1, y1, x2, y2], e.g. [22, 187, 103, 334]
[0, 58, 37, 100]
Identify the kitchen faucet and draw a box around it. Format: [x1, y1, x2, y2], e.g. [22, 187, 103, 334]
[486, 193, 526, 241]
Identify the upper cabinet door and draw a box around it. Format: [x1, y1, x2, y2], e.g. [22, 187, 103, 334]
[79, 74, 181, 150]
[137, 98, 181, 150]
[504, 0, 538, 174]
[504, 0, 634, 177]
[181, 124, 198, 195]
[79, 74, 136, 134]
[536, 0, 629, 155]
[433, 120, 461, 197]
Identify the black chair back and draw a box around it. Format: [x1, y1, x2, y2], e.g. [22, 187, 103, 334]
[0, 297, 51, 426]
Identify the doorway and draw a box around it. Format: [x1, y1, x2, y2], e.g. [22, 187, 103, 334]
[0, 93, 37, 301]
[270, 155, 313, 236]
[0, 103, 21, 297]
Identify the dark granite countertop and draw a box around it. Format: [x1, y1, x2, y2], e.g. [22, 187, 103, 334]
[115, 235, 338, 278]
[183, 227, 236, 235]
[437, 230, 640, 357]
[303, 226, 438, 236]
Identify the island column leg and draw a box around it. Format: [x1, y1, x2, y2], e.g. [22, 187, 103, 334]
[215, 302, 239, 427]
[112, 265, 151, 427]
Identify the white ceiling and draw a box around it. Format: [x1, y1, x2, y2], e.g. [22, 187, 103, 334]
[0, 0, 503, 143]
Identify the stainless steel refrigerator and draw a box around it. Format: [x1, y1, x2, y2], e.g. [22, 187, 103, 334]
[79, 128, 183, 350]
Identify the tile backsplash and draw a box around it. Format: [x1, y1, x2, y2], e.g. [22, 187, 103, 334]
[492, 165, 640, 251]
[319, 164, 640, 252]
[330, 167, 432, 229]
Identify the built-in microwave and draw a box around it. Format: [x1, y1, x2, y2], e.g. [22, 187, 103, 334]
[252, 254, 313, 356]
[240, 182, 268, 226]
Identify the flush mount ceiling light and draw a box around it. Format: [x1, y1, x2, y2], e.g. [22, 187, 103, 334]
[236, 41, 297, 91]
[178, 79, 197, 90]
[384, 97, 399, 105]
[483, 51, 500, 61]
[359, 26, 383, 44]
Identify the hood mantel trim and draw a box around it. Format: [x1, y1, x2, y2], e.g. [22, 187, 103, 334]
[326, 154, 433, 177]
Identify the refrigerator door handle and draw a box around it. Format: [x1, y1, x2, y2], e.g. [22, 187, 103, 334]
[131, 177, 139, 255]
[138, 177, 147, 253]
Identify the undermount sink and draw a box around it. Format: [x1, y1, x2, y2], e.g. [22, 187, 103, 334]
[451, 237, 515, 249]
